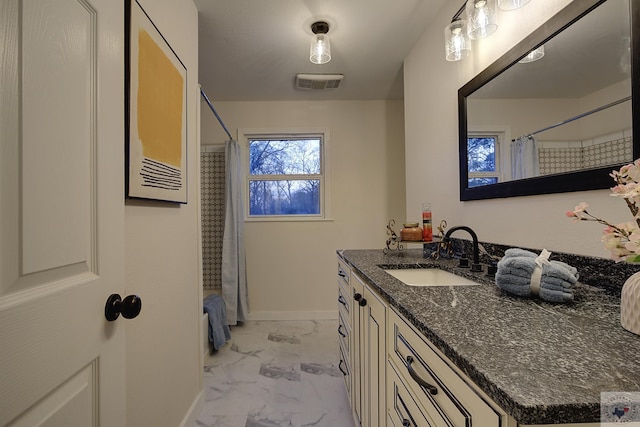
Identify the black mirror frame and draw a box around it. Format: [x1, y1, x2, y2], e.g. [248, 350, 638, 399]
[458, 0, 639, 201]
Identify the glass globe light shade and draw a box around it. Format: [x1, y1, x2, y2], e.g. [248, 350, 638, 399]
[444, 20, 471, 62]
[466, 0, 498, 40]
[310, 34, 331, 64]
[498, 0, 532, 11]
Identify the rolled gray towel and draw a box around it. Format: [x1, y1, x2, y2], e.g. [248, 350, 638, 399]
[497, 256, 578, 286]
[539, 287, 574, 303]
[495, 271, 574, 302]
[503, 248, 538, 258]
[495, 250, 578, 303]
[499, 265, 576, 288]
[495, 271, 574, 293]
[503, 248, 579, 278]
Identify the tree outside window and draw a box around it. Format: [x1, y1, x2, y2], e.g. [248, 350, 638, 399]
[468, 135, 500, 187]
[247, 137, 323, 217]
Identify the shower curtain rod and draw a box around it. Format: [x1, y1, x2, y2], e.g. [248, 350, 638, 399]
[512, 96, 632, 142]
[200, 86, 233, 140]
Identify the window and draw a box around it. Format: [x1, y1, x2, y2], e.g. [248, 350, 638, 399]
[242, 131, 329, 220]
[467, 134, 501, 187]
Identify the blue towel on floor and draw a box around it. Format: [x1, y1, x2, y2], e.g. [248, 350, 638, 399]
[203, 294, 231, 350]
[495, 249, 578, 303]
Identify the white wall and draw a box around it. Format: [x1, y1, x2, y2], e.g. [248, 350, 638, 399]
[201, 100, 406, 317]
[124, 0, 203, 425]
[404, 0, 631, 258]
[469, 79, 632, 143]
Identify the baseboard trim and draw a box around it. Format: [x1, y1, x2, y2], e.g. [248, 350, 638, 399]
[246, 310, 338, 321]
[178, 388, 205, 427]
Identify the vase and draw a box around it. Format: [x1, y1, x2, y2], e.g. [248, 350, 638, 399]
[621, 271, 640, 336]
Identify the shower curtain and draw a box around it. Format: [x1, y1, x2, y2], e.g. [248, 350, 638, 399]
[511, 135, 539, 180]
[221, 139, 248, 325]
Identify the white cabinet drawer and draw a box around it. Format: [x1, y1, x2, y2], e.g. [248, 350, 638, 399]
[338, 309, 350, 358]
[339, 342, 351, 397]
[387, 358, 446, 427]
[388, 308, 502, 427]
[338, 258, 350, 287]
[338, 280, 351, 327]
[337, 257, 351, 323]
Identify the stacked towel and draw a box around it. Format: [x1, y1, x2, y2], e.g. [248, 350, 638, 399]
[203, 294, 232, 350]
[495, 248, 579, 303]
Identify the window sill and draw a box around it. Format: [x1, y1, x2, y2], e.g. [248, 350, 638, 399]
[245, 216, 334, 223]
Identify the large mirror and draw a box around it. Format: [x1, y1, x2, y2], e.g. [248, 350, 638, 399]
[459, 0, 639, 200]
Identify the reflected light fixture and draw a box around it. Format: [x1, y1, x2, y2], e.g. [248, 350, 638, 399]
[466, 0, 498, 40]
[445, 19, 472, 61]
[498, 0, 532, 11]
[310, 21, 331, 64]
[518, 45, 545, 63]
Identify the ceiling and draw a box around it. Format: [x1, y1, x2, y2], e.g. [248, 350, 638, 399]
[193, 0, 448, 102]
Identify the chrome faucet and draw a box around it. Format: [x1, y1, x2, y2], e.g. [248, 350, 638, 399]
[443, 225, 482, 272]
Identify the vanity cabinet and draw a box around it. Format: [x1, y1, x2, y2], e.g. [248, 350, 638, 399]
[340, 250, 608, 427]
[387, 308, 508, 427]
[351, 270, 387, 427]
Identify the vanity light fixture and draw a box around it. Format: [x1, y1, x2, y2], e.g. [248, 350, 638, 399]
[466, 0, 498, 40]
[518, 45, 545, 63]
[444, 0, 532, 61]
[310, 21, 331, 64]
[498, 0, 531, 11]
[445, 19, 472, 61]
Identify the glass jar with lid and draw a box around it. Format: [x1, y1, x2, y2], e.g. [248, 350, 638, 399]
[400, 223, 423, 241]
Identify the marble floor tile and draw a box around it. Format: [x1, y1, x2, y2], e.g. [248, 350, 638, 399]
[193, 319, 355, 427]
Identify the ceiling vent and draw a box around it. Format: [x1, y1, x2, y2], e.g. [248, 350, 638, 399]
[296, 73, 344, 90]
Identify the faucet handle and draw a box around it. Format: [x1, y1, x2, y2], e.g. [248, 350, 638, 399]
[486, 263, 497, 277]
[471, 263, 483, 273]
[459, 257, 470, 268]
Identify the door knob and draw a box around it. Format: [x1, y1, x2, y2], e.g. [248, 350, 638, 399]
[105, 294, 142, 321]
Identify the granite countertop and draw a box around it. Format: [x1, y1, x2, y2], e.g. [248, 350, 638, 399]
[338, 248, 640, 425]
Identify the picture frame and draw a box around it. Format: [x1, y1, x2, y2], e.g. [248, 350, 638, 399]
[125, 0, 188, 203]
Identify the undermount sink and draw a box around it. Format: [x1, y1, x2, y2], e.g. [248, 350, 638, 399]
[384, 268, 480, 287]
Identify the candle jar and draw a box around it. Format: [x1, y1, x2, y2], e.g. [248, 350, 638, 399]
[400, 223, 423, 241]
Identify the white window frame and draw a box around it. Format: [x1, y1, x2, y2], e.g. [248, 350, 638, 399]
[239, 128, 332, 222]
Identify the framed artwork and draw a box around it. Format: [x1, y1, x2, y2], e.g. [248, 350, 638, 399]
[126, 0, 187, 203]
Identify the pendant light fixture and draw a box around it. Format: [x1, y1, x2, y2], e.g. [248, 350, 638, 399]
[444, 0, 532, 62]
[445, 19, 472, 62]
[310, 21, 331, 64]
[498, 0, 531, 11]
[466, 0, 498, 40]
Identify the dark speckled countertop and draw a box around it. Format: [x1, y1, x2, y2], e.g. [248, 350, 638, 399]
[338, 248, 640, 425]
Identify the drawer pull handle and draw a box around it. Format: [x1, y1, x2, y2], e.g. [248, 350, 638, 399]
[338, 359, 348, 376]
[402, 419, 411, 427]
[338, 295, 347, 306]
[338, 270, 346, 278]
[338, 325, 347, 337]
[406, 355, 438, 395]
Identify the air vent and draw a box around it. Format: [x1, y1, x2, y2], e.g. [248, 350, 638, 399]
[296, 73, 344, 90]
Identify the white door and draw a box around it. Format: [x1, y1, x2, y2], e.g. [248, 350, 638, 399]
[0, 0, 126, 425]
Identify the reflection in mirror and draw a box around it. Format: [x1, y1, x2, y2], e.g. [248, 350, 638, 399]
[459, 0, 639, 200]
